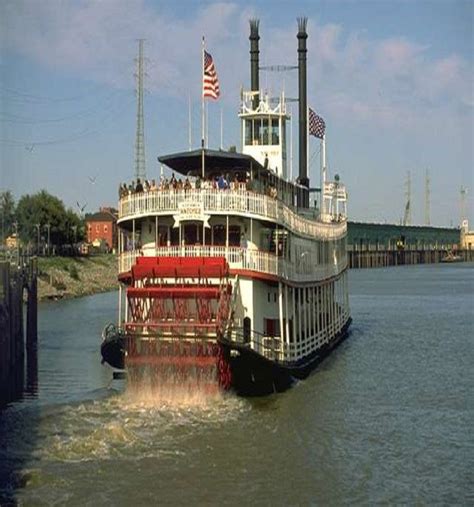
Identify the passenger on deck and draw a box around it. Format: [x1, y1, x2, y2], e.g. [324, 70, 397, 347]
[135, 179, 144, 193]
[218, 174, 226, 190]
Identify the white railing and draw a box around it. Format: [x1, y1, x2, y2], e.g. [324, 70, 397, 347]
[118, 189, 346, 241]
[119, 246, 347, 282]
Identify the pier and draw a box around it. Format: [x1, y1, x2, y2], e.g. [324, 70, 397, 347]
[348, 244, 473, 269]
[0, 256, 38, 408]
[346, 221, 472, 268]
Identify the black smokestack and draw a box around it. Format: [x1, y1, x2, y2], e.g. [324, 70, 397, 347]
[297, 17, 309, 206]
[249, 18, 260, 110]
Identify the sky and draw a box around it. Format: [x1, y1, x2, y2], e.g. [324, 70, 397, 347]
[0, 0, 472, 227]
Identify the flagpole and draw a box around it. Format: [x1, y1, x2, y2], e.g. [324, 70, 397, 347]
[306, 105, 310, 192]
[290, 104, 293, 182]
[220, 107, 223, 150]
[188, 92, 192, 151]
[322, 134, 326, 184]
[320, 133, 326, 211]
[201, 36, 205, 177]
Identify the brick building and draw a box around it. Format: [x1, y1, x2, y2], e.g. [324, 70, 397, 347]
[86, 207, 118, 251]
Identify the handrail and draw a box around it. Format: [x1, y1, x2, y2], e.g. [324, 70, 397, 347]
[118, 189, 346, 241]
[118, 246, 347, 282]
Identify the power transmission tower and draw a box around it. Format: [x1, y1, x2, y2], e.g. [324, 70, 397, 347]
[403, 170, 412, 226]
[134, 39, 146, 181]
[424, 169, 431, 225]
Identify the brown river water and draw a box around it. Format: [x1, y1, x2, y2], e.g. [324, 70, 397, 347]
[1, 263, 473, 505]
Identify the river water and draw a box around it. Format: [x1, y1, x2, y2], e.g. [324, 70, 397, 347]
[1, 263, 473, 505]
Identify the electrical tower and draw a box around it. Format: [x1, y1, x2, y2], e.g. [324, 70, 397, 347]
[424, 169, 431, 225]
[134, 39, 146, 181]
[403, 170, 412, 226]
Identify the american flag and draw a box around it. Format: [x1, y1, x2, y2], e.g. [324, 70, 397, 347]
[309, 107, 326, 139]
[203, 50, 220, 99]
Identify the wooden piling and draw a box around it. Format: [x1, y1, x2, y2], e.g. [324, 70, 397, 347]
[0, 257, 38, 408]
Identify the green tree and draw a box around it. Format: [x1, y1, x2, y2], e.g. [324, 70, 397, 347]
[15, 190, 83, 248]
[0, 190, 16, 243]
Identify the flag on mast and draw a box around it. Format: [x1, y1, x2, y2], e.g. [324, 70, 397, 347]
[308, 107, 325, 139]
[203, 50, 220, 99]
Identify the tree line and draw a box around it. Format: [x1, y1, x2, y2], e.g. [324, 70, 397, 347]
[0, 190, 85, 250]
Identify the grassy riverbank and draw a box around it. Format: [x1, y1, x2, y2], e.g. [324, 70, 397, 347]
[37, 255, 118, 300]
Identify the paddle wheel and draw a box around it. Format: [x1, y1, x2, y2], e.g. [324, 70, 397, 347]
[123, 256, 233, 390]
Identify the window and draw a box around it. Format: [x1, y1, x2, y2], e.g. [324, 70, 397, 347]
[264, 318, 280, 337]
[184, 224, 198, 245]
[104, 225, 108, 233]
[212, 225, 225, 246]
[243, 317, 251, 343]
[96, 225, 99, 232]
[245, 119, 252, 145]
[271, 119, 279, 145]
[157, 226, 168, 246]
[228, 226, 241, 246]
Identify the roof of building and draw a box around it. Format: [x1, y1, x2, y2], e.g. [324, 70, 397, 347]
[86, 211, 117, 223]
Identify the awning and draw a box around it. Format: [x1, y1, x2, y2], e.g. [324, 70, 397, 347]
[158, 148, 266, 177]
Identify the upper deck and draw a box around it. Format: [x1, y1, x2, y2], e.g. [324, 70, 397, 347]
[118, 187, 346, 241]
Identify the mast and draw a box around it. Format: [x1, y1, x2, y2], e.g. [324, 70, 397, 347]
[201, 36, 205, 177]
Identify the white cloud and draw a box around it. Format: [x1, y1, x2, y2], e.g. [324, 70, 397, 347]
[1, 0, 471, 128]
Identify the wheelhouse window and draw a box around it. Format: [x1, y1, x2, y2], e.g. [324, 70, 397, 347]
[245, 118, 280, 146]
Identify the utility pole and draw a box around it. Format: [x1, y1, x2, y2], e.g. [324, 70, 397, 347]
[460, 186, 468, 225]
[403, 170, 412, 226]
[134, 39, 146, 181]
[13, 221, 19, 262]
[424, 169, 431, 226]
[44, 224, 51, 255]
[35, 223, 40, 255]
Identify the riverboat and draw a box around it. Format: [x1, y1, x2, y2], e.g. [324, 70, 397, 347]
[101, 19, 351, 395]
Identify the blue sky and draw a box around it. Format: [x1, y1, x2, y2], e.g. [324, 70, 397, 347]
[1, 0, 472, 226]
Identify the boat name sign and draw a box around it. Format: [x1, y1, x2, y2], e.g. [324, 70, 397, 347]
[173, 200, 210, 228]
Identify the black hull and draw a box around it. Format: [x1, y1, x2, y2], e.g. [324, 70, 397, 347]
[223, 318, 352, 396]
[101, 334, 125, 370]
[100, 318, 352, 397]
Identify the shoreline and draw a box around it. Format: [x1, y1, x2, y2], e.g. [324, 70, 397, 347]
[37, 254, 118, 301]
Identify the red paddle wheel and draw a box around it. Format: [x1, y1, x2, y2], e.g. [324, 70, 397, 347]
[124, 256, 233, 391]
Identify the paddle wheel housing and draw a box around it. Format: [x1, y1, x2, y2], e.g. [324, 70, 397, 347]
[123, 256, 233, 389]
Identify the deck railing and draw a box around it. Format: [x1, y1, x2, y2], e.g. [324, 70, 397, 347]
[119, 246, 347, 282]
[118, 189, 346, 241]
